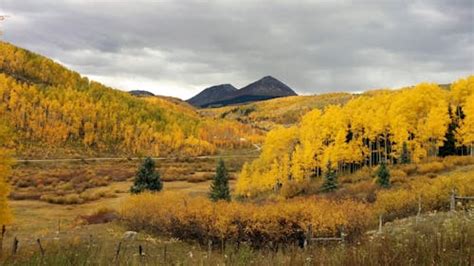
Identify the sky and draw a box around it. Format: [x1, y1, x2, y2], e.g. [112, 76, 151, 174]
[1, 0, 473, 99]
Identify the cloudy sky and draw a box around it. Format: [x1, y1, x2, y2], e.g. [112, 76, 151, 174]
[1, 0, 473, 99]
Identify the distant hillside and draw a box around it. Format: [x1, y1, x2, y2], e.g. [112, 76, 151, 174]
[187, 76, 297, 108]
[129, 90, 155, 97]
[187, 84, 237, 107]
[0, 41, 261, 158]
[200, 93, 355, 130]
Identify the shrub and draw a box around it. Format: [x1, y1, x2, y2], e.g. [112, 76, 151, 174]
[121, 192, 373, 246]
[390, 169, 408, 184]
[78, 207, 118, 224]
[40, 193, 84, 204]
[416, 161, 445, 175]
[187, 172, 213, 183]
[280, 180, 304, 198]
[375, 171, 474, 218]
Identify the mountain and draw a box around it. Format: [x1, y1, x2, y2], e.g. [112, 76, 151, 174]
[187, 76, 297, 108]
[129, 90, 155, 97]
[186, 84, 238, 108]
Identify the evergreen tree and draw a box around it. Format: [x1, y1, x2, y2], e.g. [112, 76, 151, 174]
[130, 157, 162, 194]
[376, 160, 391, 188]
[400, 142, 411, 164]
[209, 159, 231, 201]
[439, 106, 459, 157]
[321, 162, 338, 192]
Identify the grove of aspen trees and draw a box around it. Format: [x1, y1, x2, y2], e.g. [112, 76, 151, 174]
[236, 76, 474, 196]
[0, 42, 260, 157]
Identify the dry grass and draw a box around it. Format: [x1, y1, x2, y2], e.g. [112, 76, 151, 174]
[8, 156, 251, 204]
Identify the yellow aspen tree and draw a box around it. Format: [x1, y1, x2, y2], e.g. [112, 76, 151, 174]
[0, 123, 13, 224]
[457, 94, 474, 155]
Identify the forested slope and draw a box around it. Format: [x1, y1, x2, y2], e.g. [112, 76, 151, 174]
[0, 42, 260, 158]
[200, 93, 355, 130]
[237, 77, 474, 195]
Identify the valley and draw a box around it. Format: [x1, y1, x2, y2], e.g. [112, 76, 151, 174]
[0, 41, 473, 265]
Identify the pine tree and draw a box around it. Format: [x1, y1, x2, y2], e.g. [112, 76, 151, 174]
[439, 106, 459, 157]
[130, 157, 162, 194]
[400, 142, 411, 164]
[209, 159, 231, 201]
[376, 160, 391, 188]
[321, 162, 337, 192]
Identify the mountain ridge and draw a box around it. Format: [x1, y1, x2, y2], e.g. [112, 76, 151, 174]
[187, 76, 297, 108]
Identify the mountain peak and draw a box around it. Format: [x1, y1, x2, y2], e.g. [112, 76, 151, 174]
[238, 76, 297, 97]
[260, 75, 277, 81]
[186, 76, 297, 108]
[186, 84, 237, 107]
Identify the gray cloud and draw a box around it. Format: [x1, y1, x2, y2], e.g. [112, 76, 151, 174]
[1, 0, 473, 99]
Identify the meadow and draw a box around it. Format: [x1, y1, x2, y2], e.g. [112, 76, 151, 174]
[0, 43, 473, 265]
[0, 155, 473, 265]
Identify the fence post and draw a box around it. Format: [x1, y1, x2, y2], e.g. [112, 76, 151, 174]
[450, 189, 456, 212]
[305, 224, 313, 249]
[114, 241, 122, 262]
[37, 239, 45, 256]
[340, 227, 346, 242]
[0, 225, 5, 258]
[207, 240, 212, 260]
[378, 215, 383, 234]
[163, 244, 167, 264]
[416, 195, 422, 224]
[12, 237, 18, 256]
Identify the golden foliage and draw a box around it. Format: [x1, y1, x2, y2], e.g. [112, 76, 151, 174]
[201, 93, 355, 130]
[375, 171, 474, 217]
[0, 42, 260, 157]
[0, 122, 13, 224]
[121, 192, 373, 245]
[237, 76, 473, 195]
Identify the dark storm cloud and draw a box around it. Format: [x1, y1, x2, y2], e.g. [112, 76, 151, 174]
[1, 0, 473, 98]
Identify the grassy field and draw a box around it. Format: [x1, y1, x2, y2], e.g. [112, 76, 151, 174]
[8, 154, 251, 205]
[2, 156, 473, 265]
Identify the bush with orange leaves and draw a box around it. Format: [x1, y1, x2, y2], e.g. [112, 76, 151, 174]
[375, 171, 474, 219]
[121, 192, 373, 246]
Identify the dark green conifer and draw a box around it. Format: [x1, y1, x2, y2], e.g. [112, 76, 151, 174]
[376, 160, 391, 188]
[130, 157, 163, 194]
[209, 159, 231, 201]
[321, 162, 338, 192]
[400, 142, 411, 164]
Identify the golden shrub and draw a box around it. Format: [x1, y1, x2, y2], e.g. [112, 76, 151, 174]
[375, 171, 474, 217]
[390, 169, 409, 184]
[121, 192, 373, 246]
[416, 161, 446, 175]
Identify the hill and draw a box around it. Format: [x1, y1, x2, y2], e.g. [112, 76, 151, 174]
[200, 92, 356, 130]
[0, 41, 261, 158]
[187, 76, 297, 108]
